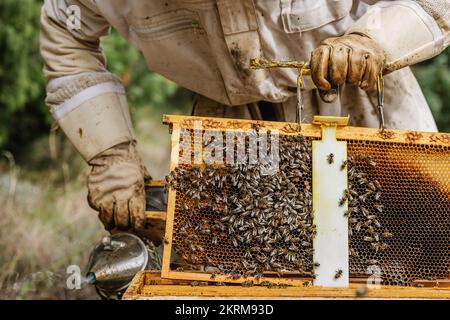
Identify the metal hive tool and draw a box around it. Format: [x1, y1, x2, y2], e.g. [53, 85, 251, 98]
[160, 114, 449, 287]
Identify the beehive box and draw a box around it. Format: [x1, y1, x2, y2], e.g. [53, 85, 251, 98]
[160, 115, 450, 287]
[123, 271, 450, 299]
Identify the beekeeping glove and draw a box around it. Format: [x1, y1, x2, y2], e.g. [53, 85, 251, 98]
[46, 72, 150, 231]
[87, 141, 150, 230]
[311, 33, 386, 92]
[311, 0, 449, 94]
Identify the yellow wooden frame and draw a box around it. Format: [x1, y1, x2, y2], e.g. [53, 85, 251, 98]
[123, 272, 450, 300]
[159, 114, 450, 286]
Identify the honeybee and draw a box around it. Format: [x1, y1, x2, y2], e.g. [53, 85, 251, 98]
[365, 157, 377, 168]
[339, 196, 347, 207]
[241, 280, 254, 287]
[367, 182, 377, 191]
[361, 207, 370, 216]
[327, 153, 335, 164]
[200, 229, 211, 235]
[371, 242, 380, 252]
[374, 203, 384, 213]
[373, 219, 381, 228]
[382, 231, 393, 238]
[334, 269, 343, 280]
[374, 192, 382, 201]
[373, 180, 381, 190]
[350, 218, 358, 224]
[349, 248, 359, 257]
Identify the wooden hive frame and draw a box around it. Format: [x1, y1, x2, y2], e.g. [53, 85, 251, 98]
[160, 114, 450, 286]
[123, 271, 450, 300]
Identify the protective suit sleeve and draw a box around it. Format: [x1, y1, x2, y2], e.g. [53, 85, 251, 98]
[349, 0, 449, 72]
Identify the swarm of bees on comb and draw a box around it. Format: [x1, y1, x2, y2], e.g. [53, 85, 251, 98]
[344, 156, 392, 257]
[165, 131, 400, 286]
[166, 135, 316, 280]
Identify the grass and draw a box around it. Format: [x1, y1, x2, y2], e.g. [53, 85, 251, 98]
[0, 105, 181, 299]
[0, 153, 103, 299]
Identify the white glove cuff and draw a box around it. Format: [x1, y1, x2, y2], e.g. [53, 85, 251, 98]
[347, 0, 446, 72]
[46, 72, 136, 161]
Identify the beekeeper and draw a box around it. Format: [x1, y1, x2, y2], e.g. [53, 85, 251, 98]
[40, 0, 449, 232]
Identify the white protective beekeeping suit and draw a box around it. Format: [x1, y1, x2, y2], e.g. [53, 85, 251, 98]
[40, 0, 449, 232]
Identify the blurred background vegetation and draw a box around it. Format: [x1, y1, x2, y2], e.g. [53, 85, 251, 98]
[0, 0, 449, 299]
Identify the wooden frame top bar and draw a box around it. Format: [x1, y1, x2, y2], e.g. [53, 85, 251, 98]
[162, 114, 450, 147]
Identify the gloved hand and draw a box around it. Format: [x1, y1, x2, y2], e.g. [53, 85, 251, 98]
[311, 34, 386, 93]
[87, 141, 151, 231]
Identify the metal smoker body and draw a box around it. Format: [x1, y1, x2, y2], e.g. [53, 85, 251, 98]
[86, 233, 149, 299]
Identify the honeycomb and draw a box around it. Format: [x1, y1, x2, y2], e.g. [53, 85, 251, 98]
[165, 127, 450, 286]
[347, 140, 450, 286]
[168, 132, 316, 279]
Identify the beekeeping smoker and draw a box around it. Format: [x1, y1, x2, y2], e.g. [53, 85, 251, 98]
[41, 0, 449, 232]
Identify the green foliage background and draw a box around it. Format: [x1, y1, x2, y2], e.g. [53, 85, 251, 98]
[414, 54, 450, 132]
[1, 0, 449, 156]
[0, 0, 48, 151]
